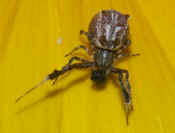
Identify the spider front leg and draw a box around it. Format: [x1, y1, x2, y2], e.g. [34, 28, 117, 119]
[112, 67, 133, 125]
[16, 61, 93, 103]
[49, 62, 93, 81]
[52, 56, 90, 85]
[65, 45, 91, 57]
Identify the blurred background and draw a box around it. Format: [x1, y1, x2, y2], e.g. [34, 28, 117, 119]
[0, 0, 175, 133]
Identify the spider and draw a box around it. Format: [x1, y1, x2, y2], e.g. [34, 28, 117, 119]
[16, 10, 139, 125]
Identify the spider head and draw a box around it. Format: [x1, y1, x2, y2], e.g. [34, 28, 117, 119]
[91, 69, 106, 83]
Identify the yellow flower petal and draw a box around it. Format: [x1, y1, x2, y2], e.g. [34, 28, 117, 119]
[0, 0, 175, 133]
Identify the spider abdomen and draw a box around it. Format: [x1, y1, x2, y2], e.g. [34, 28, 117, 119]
[88, 10, 130, 51]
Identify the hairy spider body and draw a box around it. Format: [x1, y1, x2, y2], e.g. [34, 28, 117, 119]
[16, 10, 139, 125]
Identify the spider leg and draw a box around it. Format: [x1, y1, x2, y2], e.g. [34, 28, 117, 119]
[65, 45, 91, 57]
[16, 77, 49, 103]
[114, 53, 140, 60]
[112, 67, 133, 125]
[124, 39, 131, 46]
[80, 30, 89, 37]
[16, 61, 93, 103]
[49, 62, 93, 82]
[115, 39, 131, 55]
[115, 39, 140, 59]
[52, 56, 90, 85]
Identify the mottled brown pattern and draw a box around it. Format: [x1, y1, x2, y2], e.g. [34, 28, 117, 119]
[88, 10, 129, 50]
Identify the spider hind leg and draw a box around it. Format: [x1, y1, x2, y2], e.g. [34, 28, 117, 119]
[112, 67, 133, 125]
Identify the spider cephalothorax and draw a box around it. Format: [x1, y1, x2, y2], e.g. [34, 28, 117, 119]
[16, 10, 139, 125]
